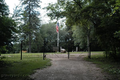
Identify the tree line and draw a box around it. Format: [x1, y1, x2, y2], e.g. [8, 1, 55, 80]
[1, 0, 120, 60]
[46, 0, 120, 59]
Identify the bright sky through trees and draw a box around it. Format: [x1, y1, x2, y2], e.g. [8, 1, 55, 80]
[5, 0, 57, 23]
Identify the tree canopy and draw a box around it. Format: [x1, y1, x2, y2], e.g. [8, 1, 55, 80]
[0, 0, 17, 54]
[14, 0, 41, 53]
[46, 0, 120, 59]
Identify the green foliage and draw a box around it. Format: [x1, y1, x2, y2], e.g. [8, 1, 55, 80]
[72, 19, 95, 49]
[113, 0, 120, 40]
[0, 45, 8, 54]
[81, 0, 120, 59]
[40, 23, 57, 52]
[72, 26, 87, 49]
[40, 23, 68, 51]
[45, 0, 66, 21]
[12, 22, 70, 53]
[85, 53, 120, 80]
[114, 0, 120, 12]
[14, 0, 41, 53]
[31, 32, 43, 52]
[0, 0, 17, 53]
[45, 0, 98, 54]
[45, 0, 120, 59]
[0, 0, 9, 16]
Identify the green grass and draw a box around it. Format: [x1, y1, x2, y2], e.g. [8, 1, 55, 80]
[85, 52, 120, 80]
[0, 53, 51, 80]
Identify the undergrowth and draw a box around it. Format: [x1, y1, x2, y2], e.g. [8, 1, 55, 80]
[85, 54, 120, 80]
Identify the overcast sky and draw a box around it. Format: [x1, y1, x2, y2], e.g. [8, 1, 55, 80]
[5, 0, 57, 23]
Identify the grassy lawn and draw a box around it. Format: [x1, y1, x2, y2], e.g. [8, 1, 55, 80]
[0, 53, 51, 80]
[84, 52, 120, 80]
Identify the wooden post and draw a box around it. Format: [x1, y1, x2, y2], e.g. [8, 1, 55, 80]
[68, 51, 69, 59]
[43, 38, 46, 60]
[43, 53, 45, 60]
[43, 41, 45, 60]
[21, 41, 22, 60]
[68, 40, 70, 59]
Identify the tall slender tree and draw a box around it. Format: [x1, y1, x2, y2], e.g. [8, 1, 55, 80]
[14, 0, 41, 53]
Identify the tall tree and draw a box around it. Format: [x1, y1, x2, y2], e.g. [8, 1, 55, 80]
[46, 0, 93, 58]
[0, 0, 17, 54]
[79, 0, 120, 59]
[14, 0, 41, 53]
[46, 0, 120, 59]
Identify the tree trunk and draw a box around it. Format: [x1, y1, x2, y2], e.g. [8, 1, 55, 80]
[29, 34, 31, 53]
[87, 32, 91, 59]
[28, 0, 31, 53]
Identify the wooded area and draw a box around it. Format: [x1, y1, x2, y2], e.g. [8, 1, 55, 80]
[0, 0, 120, 60]
[46, 0, 120, 60]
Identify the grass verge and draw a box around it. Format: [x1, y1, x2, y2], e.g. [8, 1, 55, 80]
[0, 53, 51, 80]
[84, 53, 120, 80]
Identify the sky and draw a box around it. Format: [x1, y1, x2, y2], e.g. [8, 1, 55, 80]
[5, 0, 57, 23]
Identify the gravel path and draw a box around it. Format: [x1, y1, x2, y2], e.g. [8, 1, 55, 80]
[30, 54, 109, 80]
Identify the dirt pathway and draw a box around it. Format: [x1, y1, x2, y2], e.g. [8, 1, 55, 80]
[30, 54, 109, 80]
